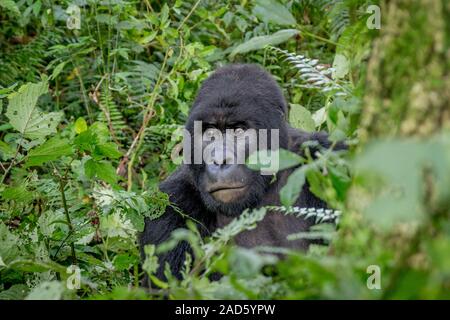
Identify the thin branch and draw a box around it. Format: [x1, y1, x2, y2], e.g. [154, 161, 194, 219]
[57, 171, 77, 265]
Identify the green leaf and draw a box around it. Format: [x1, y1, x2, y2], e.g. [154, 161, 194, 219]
[50, 61, 67, 80]
[89, 122, 110, 143]
[253, 0, 296, 26]
[0, 140, 15, 160]
[94, 142, 122, 159]
[5, 80, 62, 140]
[0, 223, 21, 264]
[74, 117, 88, 134]
[247, 148, 303, 173]
[289, 104, 316, 132]
[25, 136, 73, 167]
[332, 54, 350, 79]
[84, 159, 118, 185]
[74, 122, 110, 153]
[231, 29, 299, 57]
[26, 281, 65, 300]
[227, 247, 277, 279]
[312, 107, 327, 127]
[126, 210, 145, 232]
[280, 167, 305, 206]
[328, 165, 351, 201]
[0, 0, 20, 16]
[1, 185, 33, 203]
[0, 284, 29, 300]
[113, 253, 139, 271]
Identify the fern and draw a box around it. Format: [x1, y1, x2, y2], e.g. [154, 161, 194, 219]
[318, 0, 350, 40]
[0, 32, 62, 87]
[203, 208, 267, 256]
[267, 206, 341, 225]
[97, 89, 127, 144]
[32, 178, 80, 213]
[112, 60, 159, 109]
[271, 47, 349, 97]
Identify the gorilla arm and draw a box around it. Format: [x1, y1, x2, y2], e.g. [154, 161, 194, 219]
[139, 166, 211, 283]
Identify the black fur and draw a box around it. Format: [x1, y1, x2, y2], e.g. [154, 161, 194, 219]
[139, 64, 344, 284]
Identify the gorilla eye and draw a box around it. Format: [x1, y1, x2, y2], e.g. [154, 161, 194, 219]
[234, 127, 245, 137]
[205, 128, 217, 139]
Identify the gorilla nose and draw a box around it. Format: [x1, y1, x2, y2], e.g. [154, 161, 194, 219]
[205, 162, 234, 177]
[205, 155, 240, 181]
[209, 149, 234, 167]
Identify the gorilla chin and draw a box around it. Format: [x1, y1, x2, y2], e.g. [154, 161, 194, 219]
[199, 164, 266, 217]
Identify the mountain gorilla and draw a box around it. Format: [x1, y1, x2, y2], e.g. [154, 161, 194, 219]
[140, 64, 342, 283]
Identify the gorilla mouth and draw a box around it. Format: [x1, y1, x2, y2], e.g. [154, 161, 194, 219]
[208, 185, 248, 203]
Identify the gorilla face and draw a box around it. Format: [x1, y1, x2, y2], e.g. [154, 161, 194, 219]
[184, 64, 290, 217]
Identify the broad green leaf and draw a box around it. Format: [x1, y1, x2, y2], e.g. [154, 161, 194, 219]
[280, 167, 305, 206]
[0, 140, 14, 160]
[0, 223, 20, 264]
[8, 259, 66, 273]
[328, 165, 351, 201]
[1, 185, 33, 203]
[26, 281, 65, 300]
[289, 104, 316, 132]
[74, 122, 109, 153]
[6, 80, 62, 140]
[0, 123, 13, 132]
[50, 61, 67, 80]
[0, 284, 29, 300]
[312, 107, 327, 127]
[231, 29, 299, 57]
[94, 142, 122, 159]
[126, 211, 145, 232]
[74, 117, 88, 134]
[89, 122, 110, 143]
[332, 54, 350, 79]
[227, 247, 278, 279]
[113, 253, 139, 271]
[84, 159, 118, 184]
[25, 136, 73, 167]
[247, 148, 303, 173]
[253, 0, 296, 26]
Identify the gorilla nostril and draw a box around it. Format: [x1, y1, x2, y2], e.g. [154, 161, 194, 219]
[212, 155, 233, 167]
[212, 158, 222, 166]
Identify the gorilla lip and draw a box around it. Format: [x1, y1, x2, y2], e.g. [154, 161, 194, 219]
[208, 185, 247, 193]
[209, 185, 248, 203]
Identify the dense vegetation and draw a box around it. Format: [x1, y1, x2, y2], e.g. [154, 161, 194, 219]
[0, 0, 449, 299]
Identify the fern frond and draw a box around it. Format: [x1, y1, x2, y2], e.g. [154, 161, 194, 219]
[33, 178, 80, 212]
[267, 206, 341, 225]
[112, 60, 159, 108]
[0, 32, 62, 86]
[270, 47, 349, 97]
[203, 208, 267, 256]
[97, 89, 127, 144]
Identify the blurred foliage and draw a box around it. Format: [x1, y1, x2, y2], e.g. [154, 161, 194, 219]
[0, 0, 449, 300]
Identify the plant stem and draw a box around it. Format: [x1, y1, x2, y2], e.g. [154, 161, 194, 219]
[297, 26, 344, 48]
[177, 0, 202, 31]
[59, 177, 77, 265]
[125, 48, 171, 191]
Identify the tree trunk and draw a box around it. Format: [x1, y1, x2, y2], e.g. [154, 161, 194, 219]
[361, 0, 450, 141]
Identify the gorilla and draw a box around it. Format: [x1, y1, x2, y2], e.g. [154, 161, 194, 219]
[140, 64, 343, 283]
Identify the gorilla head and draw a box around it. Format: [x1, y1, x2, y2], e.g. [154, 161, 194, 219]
[184, 64, 290, 217]
[140, 64, 342, 283]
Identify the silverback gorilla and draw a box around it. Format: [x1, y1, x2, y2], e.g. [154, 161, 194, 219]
[140, 64, 343, 283]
